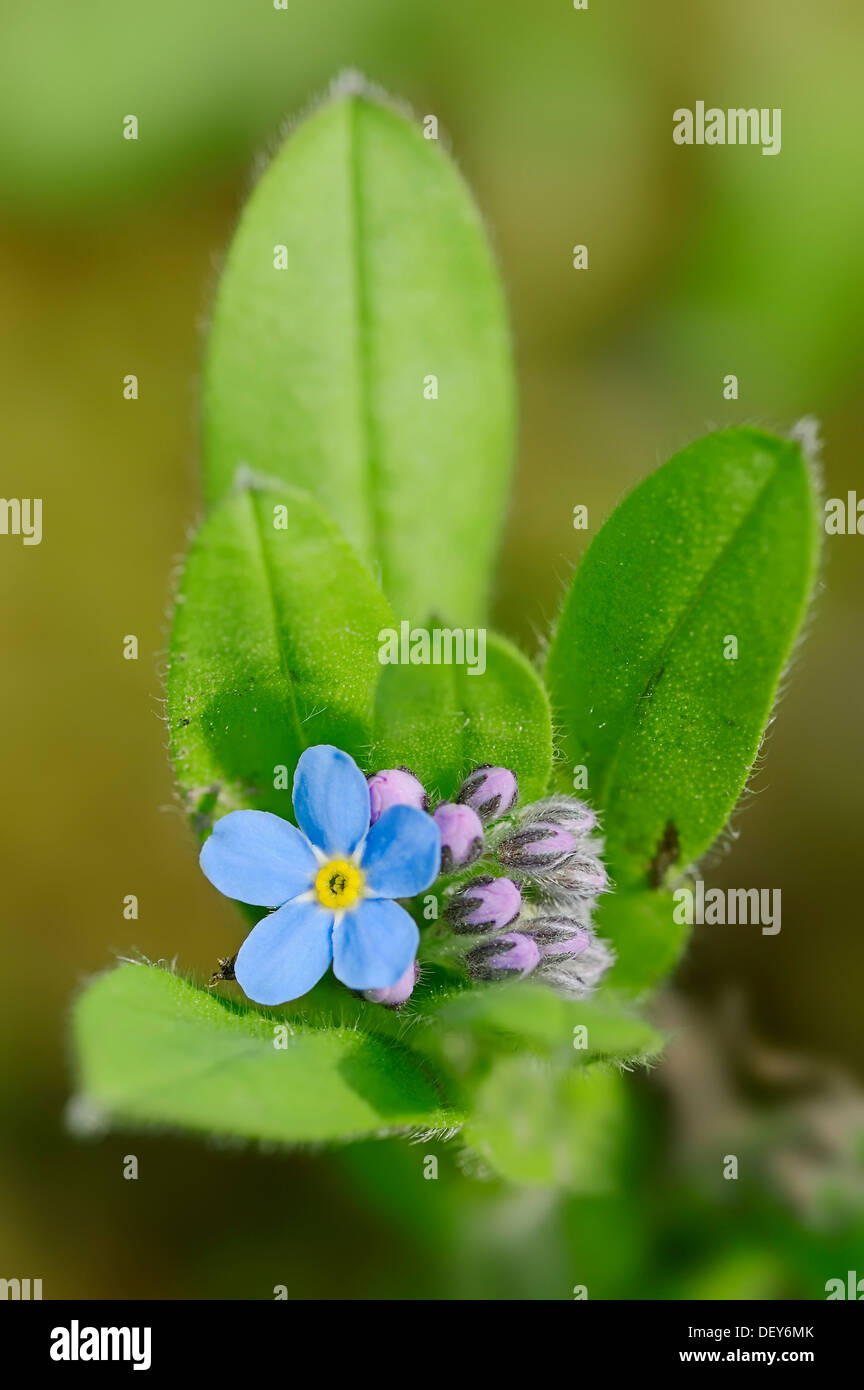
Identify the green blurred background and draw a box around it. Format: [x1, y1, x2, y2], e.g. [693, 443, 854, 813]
[1, 0, 862, 1299]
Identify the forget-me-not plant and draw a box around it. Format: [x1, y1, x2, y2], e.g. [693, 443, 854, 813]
[200, 744, 440, 1004]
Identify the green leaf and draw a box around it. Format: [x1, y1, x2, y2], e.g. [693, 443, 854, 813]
[166, 484, 393, 831]
[202, 83, 514, 625]
[72, 963, 454, 1143]
[433, 983, 665, 1063]
[596, 890, 691, 997]
[464, 1058, 628, 1190]
[369, 632, 553, 801]
[546, 427, 819, 888]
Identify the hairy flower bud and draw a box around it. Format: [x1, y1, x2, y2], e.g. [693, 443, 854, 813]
[538, 934, 615, 998]
[530, 795, 597, 836]
[498, 827, 607, 893]
[367, 767, 427, 824]
[541, 856, 609, 898]
[362, 960, 419, 1008]
[434, 801, 484, 872]
[497, 822, 581, 870]
[523, 915, 592, 955]
[445, 875, 522, 933]
[496, 794, 607, 899]
[467, 931, 540, 981]
[457, 765, 518, 822]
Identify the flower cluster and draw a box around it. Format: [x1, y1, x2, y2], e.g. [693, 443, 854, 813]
[199, 746, 440, 1007]
[443, 782, 614, 999]
[199, 746, 612, 1011]
[370, 759, 614, 998]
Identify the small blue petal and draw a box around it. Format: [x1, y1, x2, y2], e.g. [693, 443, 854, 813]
[361, 804, 441, 899]
[332, 898, 420, 990]
[234, 898, 334, 1005]
[292, 745, 370, 856]
[200, 810, 318, 907]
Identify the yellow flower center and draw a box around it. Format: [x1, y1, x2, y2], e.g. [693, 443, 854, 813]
[314, 859, 364, 910]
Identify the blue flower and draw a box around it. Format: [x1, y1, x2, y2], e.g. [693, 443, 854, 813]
[199, 745, 441, 1005]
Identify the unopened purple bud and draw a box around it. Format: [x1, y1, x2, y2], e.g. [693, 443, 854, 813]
[497, 794, 607, 899]
[545, 857, 609, 898]
[434, 801, 484, 872]
[468, 931, 541, 981]
[362, 960, 419, 1008]
[523, 916, 592, 957]
[445, 875, 522, 933]
[543, 935, 590, 958]
[500, 797, 597, 862]
[367, 767, 427, 824]
[498, 822, 581, 871]
[538, 935, 615, 998]
[457, 765, 518, 822]
[531, 794, 597, 836]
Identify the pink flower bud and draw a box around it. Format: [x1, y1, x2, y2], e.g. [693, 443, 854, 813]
[538, 795, 597, 836]
[498, 797, 597, 872]
[468, 931, 540, 980]
[367, 768, 427, 824]
[433, 801, 484, 872]
[548, 858, 609, 896]
[498, 822, 581, 868]
[362, 960, 419, 1008]
[496, 794, 608, 900]
[525, 917, 592, 957]
[538, 935, 615, 998]
[457, 765, 518, 822]
[445, 875, 522, 933]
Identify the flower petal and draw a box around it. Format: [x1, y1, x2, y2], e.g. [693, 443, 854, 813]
[332, 898, 419, 991]
[292, 745, 370, 856]
[361, 804, 441, 899]
[200, 810, 318, 907]
[234, 898, 334, 1005]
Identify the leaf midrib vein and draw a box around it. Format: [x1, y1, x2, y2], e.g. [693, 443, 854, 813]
[347, 98, 387, 593]
[245, 489, 307, 755]
[595, 456, 783, 812]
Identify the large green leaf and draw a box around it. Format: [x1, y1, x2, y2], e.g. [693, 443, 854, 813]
[369, 633, 552, 801]
[72, 963, 454, 1143]
[546, 428, 819, 888]
[433, 983, 665, 1064]
[167, 484, 392, 831]
[464, 1058, 628, 1190]
[596, 889, 690, 996]
[202, 83, 514, 625]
